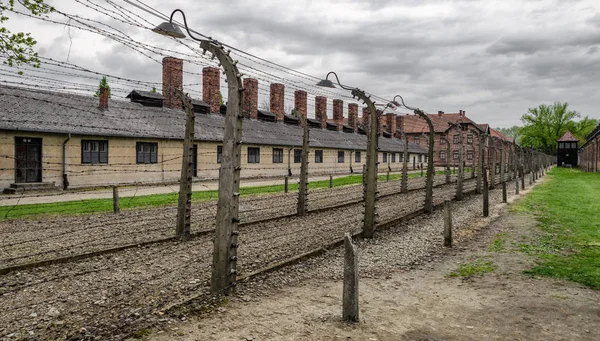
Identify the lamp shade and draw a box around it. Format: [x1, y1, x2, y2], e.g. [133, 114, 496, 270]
[316, 79, 336, 88]
[152, 22, 186, 38]
[391, 100, 401, 107]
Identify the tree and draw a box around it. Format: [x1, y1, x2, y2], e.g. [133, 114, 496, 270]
[519, 102, 598, 154]
[1, 0, 54, 72]
[94, 76, 111, 98]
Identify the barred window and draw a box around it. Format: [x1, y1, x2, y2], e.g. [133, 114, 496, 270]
[272, 148, 283, 163]
[453, 150, 459, 160]
[391, 153, 396, 162]
[453, 134, 460, 144]
[383, 152, 388, 163]
[467, 150, 474, 160]
[418, 155, 422, 162]
[248, 147, 260, 163]
[467, 134, 473, 144]
[315, 150, 323, 163]
[294, 149, 302, 163]
[136, 142, 157, 164]
[217, 145, 222, 164]
[440, 151, 446, 160]
[338, 151, 345, 163]
[82, 140, 108, 164]
[355, 151, 361, 163]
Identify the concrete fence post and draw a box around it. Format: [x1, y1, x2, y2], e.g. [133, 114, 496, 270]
[483, 165, 489, 217]
[516, 175, 520, 195]
[112, 185, 120, 215]
[443, 199, 453, 247]
[297, 116, 309, 216]
[284, 176, 289, 193]
[330, 175, 333, 188]
[343, 233, 359, 322]
[502, 181, 507, 203]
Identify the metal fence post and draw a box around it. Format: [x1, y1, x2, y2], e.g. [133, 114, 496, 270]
[297, 116, 309, 216]
[444, 199, 453, 247]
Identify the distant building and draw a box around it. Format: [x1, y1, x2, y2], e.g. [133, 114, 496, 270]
[556, 131, 579, 167]
[579, 124, 600, 172]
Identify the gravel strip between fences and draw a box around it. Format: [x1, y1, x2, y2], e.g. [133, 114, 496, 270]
[0, 173, 506, 340]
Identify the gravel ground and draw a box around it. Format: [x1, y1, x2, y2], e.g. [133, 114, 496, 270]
[0, 171, 512, 340]
[0, 174, 457, 268]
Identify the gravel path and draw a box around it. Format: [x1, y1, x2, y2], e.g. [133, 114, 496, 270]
[0, 174, 460, 268]
[0, 172, 504, 340]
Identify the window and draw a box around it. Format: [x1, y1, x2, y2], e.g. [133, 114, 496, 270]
[399, 153, 404, 162]
[294, 149, 302, 163]
[440, 151, 446, 160]
[338, 151, 345, 163]
[392, 153, 396, 162]
[247, 147, 260, 163]
[217, 145, 223, 164]
[559, 142, 564, 149]
[453, 134, 460, 144]
[418, 155, 422, 162]
[383, 152, 388, 163]
[82, 140, 108, 164]
[315, 150, 323, 163]
[272, 148, 283, 163]
[453, 150, 459, 160]
[440, 136, 447, 145]
[572, 142, 578, 149]
[467, 134, 473, 144]
[467, 150, 474, 160]
[414, 136, 420, 145]
[136, 142, 158, 164]
[355, 151, 361, 163]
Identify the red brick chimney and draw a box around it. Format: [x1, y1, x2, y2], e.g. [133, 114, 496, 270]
[162, 57, 183, 109]
[348, 103, 358, 132]
[362, 107, 370, 126]
[315, 96, 327, 128]
[294, 90, 307, 119]
[202, 66, 220, 113]
[99, 87, 108, 110]
[385, 113, 396, 134]
[332, 99, 343, 131]
[377, 110, 384, 135]
[243, 78, 258, 119]
[270, 83, 285, 121]
[396, 115, 405, 136]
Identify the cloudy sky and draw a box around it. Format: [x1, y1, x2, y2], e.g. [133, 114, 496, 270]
[3, 0, 600, 127]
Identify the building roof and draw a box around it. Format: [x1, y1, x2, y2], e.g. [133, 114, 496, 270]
[401, 112, 485, 134]
[0, 85, 428, 154]
[126, 90, 164, 100]
[489, 127, 514, 143]
[557, 130, 579, 142]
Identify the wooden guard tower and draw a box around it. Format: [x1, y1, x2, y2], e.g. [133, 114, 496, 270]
[557, 131, 579, 167]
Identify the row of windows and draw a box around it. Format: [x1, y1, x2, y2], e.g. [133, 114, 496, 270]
[558, 142, 578, 149]
[414, 134, 474, 145]
[82, 140, 158, 165]
[237, 148, 361, 164]
[439, 150, 474, 160]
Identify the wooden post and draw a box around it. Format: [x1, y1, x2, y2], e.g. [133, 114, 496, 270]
[401, 132, 409, 194]
[476, 134, 484, 194]
[500, 148, 505, 186]
[207, 41, 244, 295]
[456, 127, 464, 201]
[112, 185, 120, 214]
[502, 181, 507, 203]
[342, 233, 359, 322]
[386, 171, 390, 182]
[284, 176, 289, 193]
[483, 165, 489, 217]
[175, 89, 195, 241]
[445, 136, 451, 184]
[330, 175, 333, 188]
[515, 175, 520, 195]
[297, 116, 309, 216]
[490, 141, 497, 190]
[443, 199, 452, 247]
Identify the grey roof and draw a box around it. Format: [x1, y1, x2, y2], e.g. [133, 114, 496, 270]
[0, 85, 427, 154]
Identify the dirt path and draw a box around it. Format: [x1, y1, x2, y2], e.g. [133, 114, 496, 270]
[148, 184, 600, 341]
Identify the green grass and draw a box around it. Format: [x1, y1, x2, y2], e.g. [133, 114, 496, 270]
[489, 232, 507, 252]
[512, 167, 600, 289]
[0, 171, 444, 220]
[446, 259, 496, 278]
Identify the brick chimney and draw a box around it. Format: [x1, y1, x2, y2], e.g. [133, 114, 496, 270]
[99, 87, 108, 110]
[362, 107, 370, 126]
[438, 110, 444, 117]
[348, 103, 358, 132]
[202, 66, 220, 113]
[294, 90, 307, 119]
[396, 114, 405, 137]
[377, 110, 384, 135]
[385, 113, 396, 134]
[270, 83, 285, 121]
[162, 57, 183, 109]
[315, 96, 327, 128]
[332, 99, 343, 130]
[243, 78, 258, 119]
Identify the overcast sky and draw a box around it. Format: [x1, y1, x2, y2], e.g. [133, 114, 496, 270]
[3, 0, 600, 127]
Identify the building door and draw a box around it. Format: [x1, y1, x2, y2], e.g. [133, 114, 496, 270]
[15, 137, 42, 183]
[192, 144, 198, 177]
